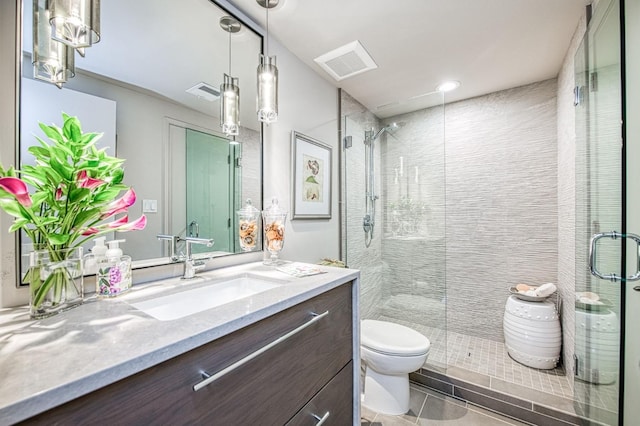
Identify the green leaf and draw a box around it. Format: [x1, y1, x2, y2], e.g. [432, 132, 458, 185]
[69, 187, 90, 203]
[72, 208, 101, 227]
[48, 233, 70, 245]
[49, 156, 72, 181]
[63, 116, 82, 142]
[111, 169, 124, 184]
[93, 188, 122, 202]
[0, 200, 29, 219]
[305, 176, 319, 184]
[9, 218, 29, 232]
[38, 122, 64, 144]
[80, 132, 103, 147]
[28, 146, 51, 159]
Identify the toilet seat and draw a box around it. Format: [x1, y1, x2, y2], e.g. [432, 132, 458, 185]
[362, 319, 430, 356]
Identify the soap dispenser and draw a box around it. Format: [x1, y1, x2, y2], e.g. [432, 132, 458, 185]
[97, 239, 132, 297]
[84, 236, 107, 275]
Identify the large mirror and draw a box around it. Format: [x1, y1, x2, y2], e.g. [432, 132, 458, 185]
[17, 0, 263, 279]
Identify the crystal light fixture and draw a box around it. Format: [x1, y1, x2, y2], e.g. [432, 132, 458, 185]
[33, 0, 75, 88]
[256, 0, 279, 124]
[219, 16, 241, 136]
[49, 0, 101, 52]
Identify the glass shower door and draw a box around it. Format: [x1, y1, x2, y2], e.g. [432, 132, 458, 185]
[574, 0, 622, 422]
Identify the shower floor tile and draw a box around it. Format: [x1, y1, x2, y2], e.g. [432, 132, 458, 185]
[375, 314, 618, 415]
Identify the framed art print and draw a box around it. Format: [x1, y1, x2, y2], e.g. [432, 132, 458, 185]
[291, 131, 332, 219]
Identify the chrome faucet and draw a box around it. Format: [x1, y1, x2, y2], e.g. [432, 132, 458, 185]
[157, 234, 181, 261]
[183, 237, 215, 279]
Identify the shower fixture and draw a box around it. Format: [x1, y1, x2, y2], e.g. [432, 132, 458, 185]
[362, 122, 405, 247]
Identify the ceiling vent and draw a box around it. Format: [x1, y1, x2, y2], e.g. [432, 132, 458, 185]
[314, 40, 377, 81]
[186, 82, 220, 101]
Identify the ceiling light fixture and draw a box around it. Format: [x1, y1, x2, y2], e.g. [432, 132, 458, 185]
[256, 0, 279, 124]
[436, 80, 461, 92]
[219, 16, 241, 137]
[49, 0, 101, 56]
[32, 0, 75, 88]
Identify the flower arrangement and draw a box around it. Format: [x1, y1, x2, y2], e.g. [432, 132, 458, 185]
[0, 113, 146, 316]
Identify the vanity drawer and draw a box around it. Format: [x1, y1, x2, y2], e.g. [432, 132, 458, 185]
[21, 282, 353, 425]
[286, 360, 353, 426]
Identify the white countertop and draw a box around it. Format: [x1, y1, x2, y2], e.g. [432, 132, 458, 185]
[0, 261, 359, 424]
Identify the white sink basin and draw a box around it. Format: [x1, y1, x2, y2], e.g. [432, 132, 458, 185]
[129, 274, 284, 321]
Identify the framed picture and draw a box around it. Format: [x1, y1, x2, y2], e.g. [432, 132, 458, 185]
[291, 131, 332, 219]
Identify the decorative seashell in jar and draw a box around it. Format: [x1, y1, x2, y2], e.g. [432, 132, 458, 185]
[237, 199, 260, 252]
[262, 196, 287, 266]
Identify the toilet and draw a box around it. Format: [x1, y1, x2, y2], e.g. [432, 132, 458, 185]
[361, 319, 431, 415]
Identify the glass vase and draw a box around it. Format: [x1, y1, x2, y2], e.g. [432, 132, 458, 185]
[262, 197, 287, 266]
[27, 247, 84, 319]
[237, 199, 260, 252]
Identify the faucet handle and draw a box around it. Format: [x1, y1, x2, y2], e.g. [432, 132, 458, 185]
[184, 237, 215, 259]
[157, 234, 181, 261]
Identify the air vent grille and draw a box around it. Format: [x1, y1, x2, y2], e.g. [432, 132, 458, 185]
[186, 82, 220, 101]
[314, 40, 377, 81]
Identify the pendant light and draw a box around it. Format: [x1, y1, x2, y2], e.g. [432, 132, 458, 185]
[256, 0, 279, 124]
[33, 0, 75, 88]
[219, 16, 242, 137]
[48, 0, 101, 53]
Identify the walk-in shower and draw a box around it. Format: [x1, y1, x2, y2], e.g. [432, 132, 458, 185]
[362, 122, 404, 247]
[341, 2, 624, 418]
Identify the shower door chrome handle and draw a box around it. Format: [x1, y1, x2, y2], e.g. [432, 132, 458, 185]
[589, 231, 640, 282]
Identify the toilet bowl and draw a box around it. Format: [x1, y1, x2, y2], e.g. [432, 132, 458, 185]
[361, 319, 430, 415]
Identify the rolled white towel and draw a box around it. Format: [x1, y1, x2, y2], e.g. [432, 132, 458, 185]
[524, 290, 537, 297]
[535, 282, 557, 297]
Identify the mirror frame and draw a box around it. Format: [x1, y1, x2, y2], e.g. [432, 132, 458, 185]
[9, 0, 267, 288]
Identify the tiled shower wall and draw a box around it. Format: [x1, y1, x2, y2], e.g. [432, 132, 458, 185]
[341, 91, 383, 320]
[384, 79, 559, 342]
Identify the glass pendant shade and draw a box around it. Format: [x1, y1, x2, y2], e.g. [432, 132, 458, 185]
[257, 54, 278, 124]
[33, 0, 75, 88]
[220, 74, 240, 136]
[49, 0, 101, 49]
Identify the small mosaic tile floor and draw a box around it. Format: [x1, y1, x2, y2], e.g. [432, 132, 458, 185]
[376, 314, 619, 414]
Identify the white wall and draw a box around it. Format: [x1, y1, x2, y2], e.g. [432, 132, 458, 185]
[262, 40, 340, 264]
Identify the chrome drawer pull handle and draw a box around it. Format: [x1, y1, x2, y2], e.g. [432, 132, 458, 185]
[312, 411, 330, 425]
[193, 310, 330, 391]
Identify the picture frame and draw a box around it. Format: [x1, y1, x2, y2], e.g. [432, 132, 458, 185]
[291, 131, 332, 219]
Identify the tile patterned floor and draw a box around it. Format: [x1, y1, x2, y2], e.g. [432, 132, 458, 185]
[376, 314, 619, 413]
[361, 385, 530, 425]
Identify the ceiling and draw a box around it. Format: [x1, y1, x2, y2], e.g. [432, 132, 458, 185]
[229, 0, 588, 118]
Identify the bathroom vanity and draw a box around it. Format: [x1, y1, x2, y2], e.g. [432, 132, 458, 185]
[0, 262, 360, 425]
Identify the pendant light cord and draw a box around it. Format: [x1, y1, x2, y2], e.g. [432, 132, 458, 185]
[228, 29, 232, 75]
[266, 3, 270, 56]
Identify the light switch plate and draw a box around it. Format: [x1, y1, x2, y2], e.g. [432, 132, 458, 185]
[142, 199, 158, 213]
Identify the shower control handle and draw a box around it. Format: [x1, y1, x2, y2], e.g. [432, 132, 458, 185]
[363, 214, 373, 232]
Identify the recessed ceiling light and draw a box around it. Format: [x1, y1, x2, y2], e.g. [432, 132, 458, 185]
[436, 80, 460, 92]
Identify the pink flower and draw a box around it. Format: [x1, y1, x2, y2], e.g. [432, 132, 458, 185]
[101, 188, 137, 219]
[0, 177, 32, 207]
[81, 227, 99, 236]
[108, 215, 130, 228]
[77, 170, 105, 190]
[55, 187, 63, 200]
[112, 215, 147, 232]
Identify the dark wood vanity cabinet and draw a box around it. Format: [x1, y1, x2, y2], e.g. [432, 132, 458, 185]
[21, 283, 354, 425]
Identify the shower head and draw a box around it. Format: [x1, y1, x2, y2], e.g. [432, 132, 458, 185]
[369, 121, 406, 141]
